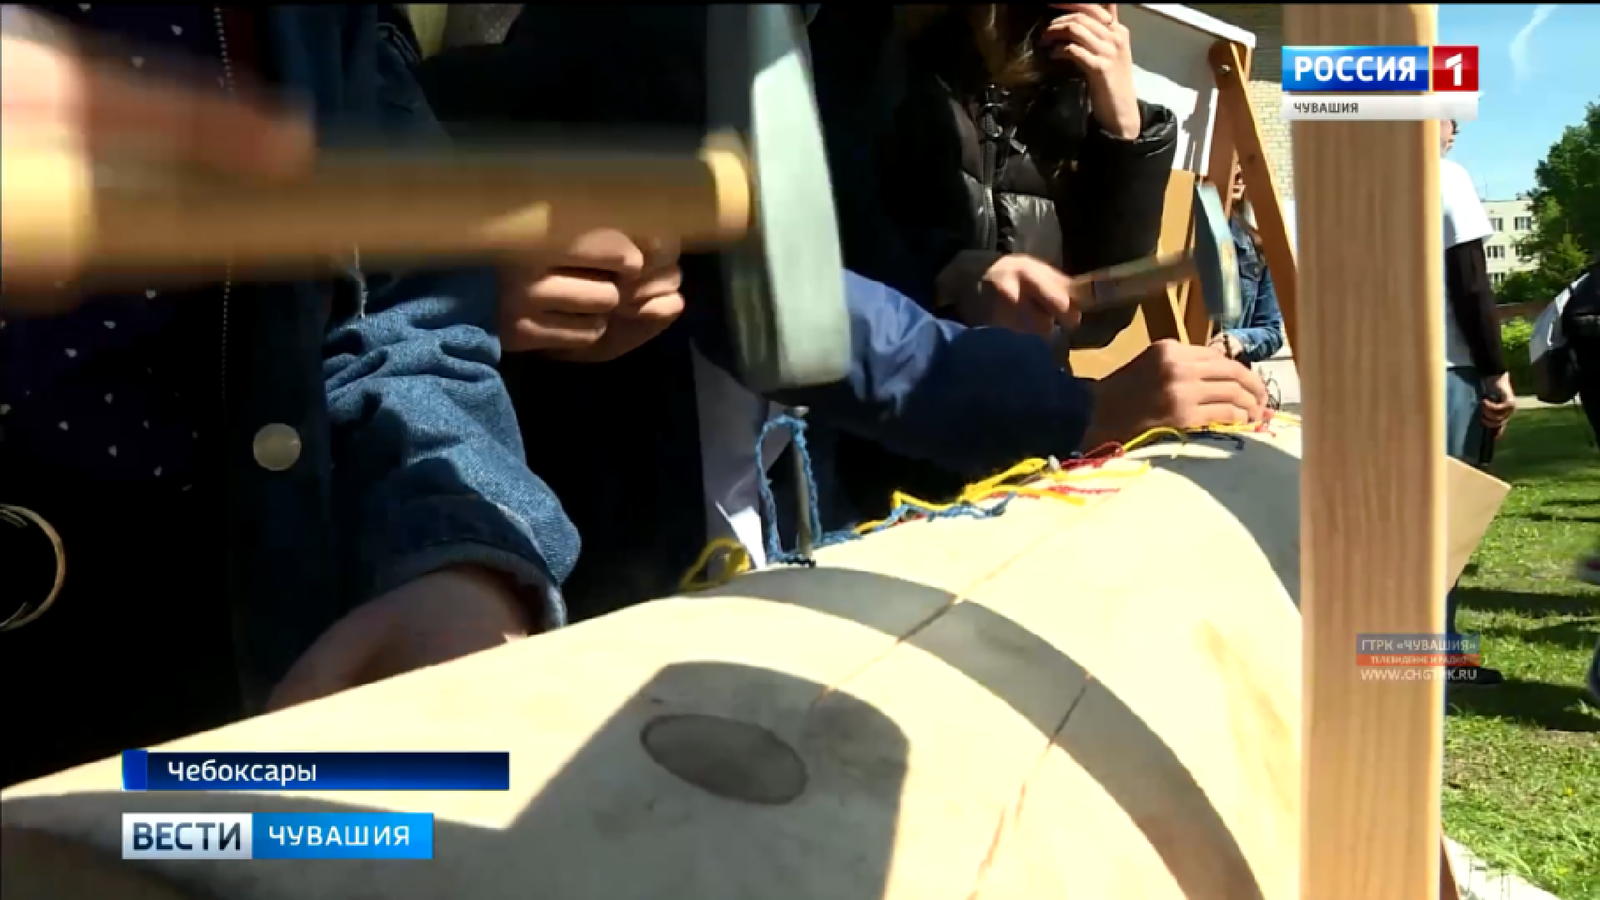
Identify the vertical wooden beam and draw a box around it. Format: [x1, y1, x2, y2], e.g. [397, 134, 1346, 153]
[1441, 843, 1463, 900]
[1211, 41, 1302, 356]
[1189, 39, 1254, 346]
[1288, 7, 1445, 900]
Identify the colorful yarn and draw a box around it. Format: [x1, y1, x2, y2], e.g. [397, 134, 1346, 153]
[678, 410, 1301, 591]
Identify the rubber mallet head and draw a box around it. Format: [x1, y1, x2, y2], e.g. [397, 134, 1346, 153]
[706, 5, 851, 393]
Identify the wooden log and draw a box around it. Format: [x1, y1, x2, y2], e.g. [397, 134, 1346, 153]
[0, 419, 1508, 900]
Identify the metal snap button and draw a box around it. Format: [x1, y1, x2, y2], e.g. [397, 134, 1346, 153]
[251, 423, 302, 472]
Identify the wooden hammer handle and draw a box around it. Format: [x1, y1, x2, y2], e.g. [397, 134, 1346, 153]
[1070, 253, 1197, 314]
[0, 142, 751, 277]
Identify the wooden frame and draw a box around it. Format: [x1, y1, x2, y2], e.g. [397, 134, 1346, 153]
[1073, 6, 1301, 378]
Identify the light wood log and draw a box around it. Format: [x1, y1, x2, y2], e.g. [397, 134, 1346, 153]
[1, 419, 1507, 900]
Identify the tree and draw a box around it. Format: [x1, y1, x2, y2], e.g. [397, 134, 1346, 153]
[1497, 233, 1590, 306]
[1516, 101, 1600, 291]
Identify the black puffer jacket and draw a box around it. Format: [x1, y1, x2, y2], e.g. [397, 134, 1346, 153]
[807, 6, 1179, 519]
[809, 6, 1179, 349]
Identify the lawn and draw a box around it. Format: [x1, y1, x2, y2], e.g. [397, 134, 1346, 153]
[1446, 405, 1600, 900]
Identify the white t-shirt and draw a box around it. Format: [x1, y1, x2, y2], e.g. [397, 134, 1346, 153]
[1440, 158, 1493, 369]
[691, 344, 791, 569]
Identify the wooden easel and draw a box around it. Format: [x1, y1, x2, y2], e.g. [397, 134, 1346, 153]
[1067, 6, 1299, 375]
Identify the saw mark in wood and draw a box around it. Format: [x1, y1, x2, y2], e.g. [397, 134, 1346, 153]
[965, 676, 1095, 900]
[800, 505, 1082, 724]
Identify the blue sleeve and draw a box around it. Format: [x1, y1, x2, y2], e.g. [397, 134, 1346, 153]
[764, 272, 1096, 476]
[322, 267, 578, 628]
[316, 10, 578, 626]
[1228, 266, 1286, 364]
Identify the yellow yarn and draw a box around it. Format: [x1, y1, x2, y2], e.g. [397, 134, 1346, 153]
[678, 415, 1300, 591]
[679, 537, 753, 592]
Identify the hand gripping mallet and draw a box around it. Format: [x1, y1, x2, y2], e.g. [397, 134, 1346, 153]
[1065, 181, 1243, 326]
[0, 5, 849, 392]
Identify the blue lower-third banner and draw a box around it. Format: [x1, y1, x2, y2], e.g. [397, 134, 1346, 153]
[123, 812, 435, 860]
[122, 750, 510, 791]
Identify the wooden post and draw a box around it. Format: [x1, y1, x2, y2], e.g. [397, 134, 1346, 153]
[1287, 7, 1445, 900]
[1210, 41, 1302, 356]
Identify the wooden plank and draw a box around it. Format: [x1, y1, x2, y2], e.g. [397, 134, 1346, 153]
[1445, 459, 1510, 590]
[1211, 41, 1301, 357]
[1440, 844, 1462, 900]
[1287, 7, 1445, 900]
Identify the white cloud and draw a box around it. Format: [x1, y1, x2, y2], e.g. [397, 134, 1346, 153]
[1509, 4, 1559, 87]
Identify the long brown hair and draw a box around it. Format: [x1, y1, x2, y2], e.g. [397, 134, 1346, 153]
[900, 4, 1056, 90]
[1234, 202, 1265, 254]
[967, 5, 1056, 89]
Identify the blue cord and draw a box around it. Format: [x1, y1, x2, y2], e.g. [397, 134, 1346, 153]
[754, 413, 1025, 567]
[755, 414, 860, 567]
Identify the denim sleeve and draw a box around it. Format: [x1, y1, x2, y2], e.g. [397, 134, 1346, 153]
[761, 271, 1096, 477]
[317, 13, 579, 626]
[322, 267, 578, 628]
[1228, 265, 1287, 364]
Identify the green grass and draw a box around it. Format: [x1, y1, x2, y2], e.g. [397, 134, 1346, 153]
[1446, 405, 1600, 900]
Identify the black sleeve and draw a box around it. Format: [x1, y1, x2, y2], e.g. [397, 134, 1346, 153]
[1444, 238, 1506, 376]
[810, 9, 973, 306]
[1055, 102, 1180, 348]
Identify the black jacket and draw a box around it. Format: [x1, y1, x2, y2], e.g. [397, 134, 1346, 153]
[807, 6, 1179, 517]
[808, 6, 1179, 347]
[410, 6, 1111, 614]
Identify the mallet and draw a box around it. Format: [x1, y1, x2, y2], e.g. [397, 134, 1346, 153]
[1066, 182, 1243, 324]
[0, 6, 849, 393]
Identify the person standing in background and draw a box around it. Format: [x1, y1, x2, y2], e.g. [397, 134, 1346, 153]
[1439, 118, 1516, 685]
[1208, 165, 1285, 367]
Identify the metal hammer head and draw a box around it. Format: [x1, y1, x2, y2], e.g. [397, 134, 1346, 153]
[706, 5, 851, 393]
[1192, 181, 1243, 327]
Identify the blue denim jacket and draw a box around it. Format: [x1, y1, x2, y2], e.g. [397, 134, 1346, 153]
[217, 7, 577, 704]
[1220, 215, 1287, 365]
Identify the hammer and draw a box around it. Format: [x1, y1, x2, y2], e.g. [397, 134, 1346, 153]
[1059, 182, 1243, 335]
[0, 6, 849, 393]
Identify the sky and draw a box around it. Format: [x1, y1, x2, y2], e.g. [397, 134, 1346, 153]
[1438, 3, 1599, 201]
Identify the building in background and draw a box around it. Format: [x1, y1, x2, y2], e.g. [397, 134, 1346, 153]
[1480, 198, 1538, 287]
[1192, 5, 1294, 202]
